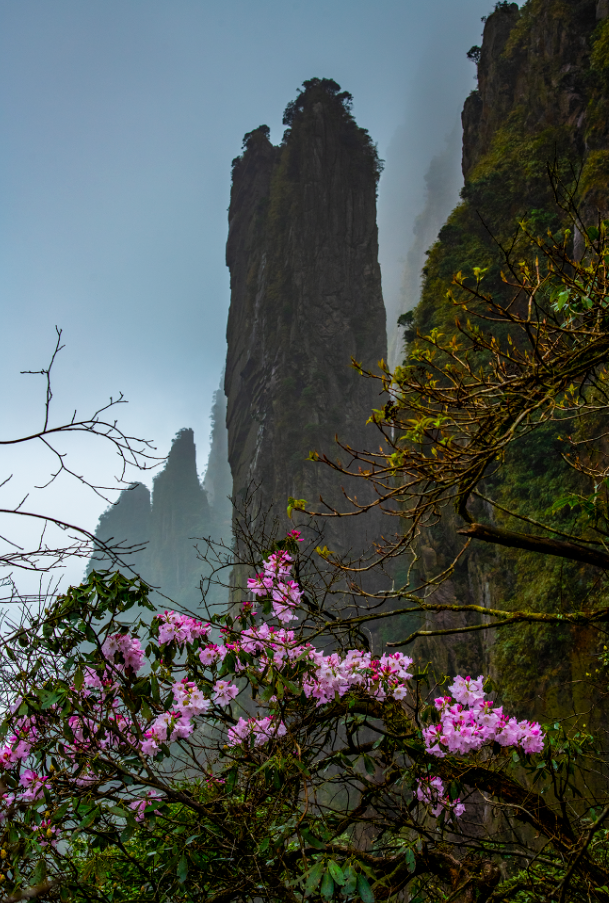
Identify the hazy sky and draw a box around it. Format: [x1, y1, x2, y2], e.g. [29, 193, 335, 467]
[0, 0, 493, 587]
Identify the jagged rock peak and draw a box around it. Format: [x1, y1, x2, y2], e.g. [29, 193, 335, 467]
[225, 78, 387, 557]
[153, 429, 200, 487]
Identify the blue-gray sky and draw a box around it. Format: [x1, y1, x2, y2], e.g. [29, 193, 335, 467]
[0, 0, 493, 585]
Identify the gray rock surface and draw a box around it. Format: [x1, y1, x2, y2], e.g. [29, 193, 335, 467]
[225, 79, 387, 562]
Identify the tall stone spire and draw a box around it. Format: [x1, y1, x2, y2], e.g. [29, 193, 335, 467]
[225, 79, 387, 559]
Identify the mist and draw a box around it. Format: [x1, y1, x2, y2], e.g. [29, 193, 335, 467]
[0, 0, 492, 591]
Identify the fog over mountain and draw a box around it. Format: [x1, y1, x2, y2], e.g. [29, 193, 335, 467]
[0, 0, 492, 592]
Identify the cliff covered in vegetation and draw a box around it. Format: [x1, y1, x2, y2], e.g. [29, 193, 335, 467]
[405, 0, 609, 712]
[225, 78, 387, 558]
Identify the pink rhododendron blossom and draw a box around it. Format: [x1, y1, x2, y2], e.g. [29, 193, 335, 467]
[0, 533, 548, 838]
[422, 680, 544, 759]
[198, 643, 227, 667]
[212, 680, 239, 706]
[19, 770, 49, 802]
[172, 680, 211, 717]
[157, 611, 211, 646]
[263, 551, 293, 580]
[102, 634, 145, 674]
[130, 791, 162, 822]
[0, 793, 15, 820]
[141, 710, 195, 756]
[448, 675, 485, 706]
[247, 574, 274, 596]
[227, 715, 287, 747]
[33, 819, 59, 848]
[74, 766, 98, 788]
[416, 776, 465, 819]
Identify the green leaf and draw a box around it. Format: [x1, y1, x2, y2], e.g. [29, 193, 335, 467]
[448, 781, 461, 801]
[287, 497, 307, 519]
[224, 766, 238, 793]
[404, 848, 416, 873]
[150, 675, 160, 704]
[177, 855, 188, 884]
[293, 759, 312, 778]
[302, 828, 326, 850]
[277, 673, 300, 695]
[120, 825, 135, 844]
[73, 668, 84, 691]
[320, 870, 334, 898]
[30, 858, 47, 885]
[95, 859, 107, 883]
[327, 860, 345, 885]
[53, 801, 71, 821]
[343, 865, 357, 894]
[132, 678, 151, 697]
[77, 806, 101, 830]
[363, 754, 376, 775]
[304, 860, 325, 895]
[357, 873, 375, 903]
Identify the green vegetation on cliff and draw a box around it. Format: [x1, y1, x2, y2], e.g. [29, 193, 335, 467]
[401, 0, 609, 711]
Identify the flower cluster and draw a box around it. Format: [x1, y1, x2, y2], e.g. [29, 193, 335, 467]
[415, 776, 465, 820]
[129, 790, 162, 823]
[157, 611, 211, 646]
[227, 715, 288, 747]
[101, 633, 145, 674]
[0, 533, 546, 833]
[423, 675, 544, 758]
[32, 819, 59, 848]
[247, 550, 302, 623]
[303, 649, 413, 705]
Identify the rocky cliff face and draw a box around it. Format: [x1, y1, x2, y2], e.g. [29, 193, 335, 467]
[462, 0, 598, 182]
[225, 79, 387, 560]
[407, 0, 609, 712]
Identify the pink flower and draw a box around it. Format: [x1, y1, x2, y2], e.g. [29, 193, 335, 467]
[33, 819, 59, 848]
[227, 717, 252, 746]
[129, 791, 162, 822]
[198, 644, 223, 666]
[19, 770, 48, 802]
[252, 716, 287, 746]
[212, 680, 239, 706]
[247, 574, 274, 597]
[448, 675, 485, 706]
[157, 611, 211, 646]
[416, 775, 465, 819]
[172, 680, 211, 717]
[422, 676, 544, 759]
[102, 634, 145, 674]
[263, 551, 293, 581]
[141, 710, 194, 756]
